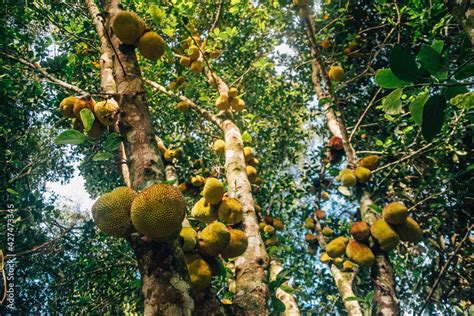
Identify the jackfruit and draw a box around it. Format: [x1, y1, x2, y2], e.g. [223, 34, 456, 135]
[273, 218, 284, 230]
[213, 139, 226, 155]
[188, 46, 200, 61]
[179, 56, 191, 67]
[231, 97, 245, 112]
[138, 32, 166, 61]
[73, 96, 95, 119]
[322, 227, 333, 236]
[255, 177, 263, 185]
[315, 209, 326, 220]
[87, 120, 105, 140]
[191, 198, 217, 224]
[258, 222, 267, 231]
[305, 232, 318, 244]
[243, 147, 254, 162]
[370, 219, 400, 251]
[326, 236, 348, 258]
[264, 216, 274, 225]
[328, 136, 343, 151]
[383, 202, 408, 225]
[304, 217, 315, 229]
[215, 95, 230, 110]
[203, 177, 224, 205]
[218, 196, 243, 225]
[321, 191, 330, 201]
[228, 87, 238, 98]
[190, 60, 203, 73]
[394, 217, 422, 243]
[345, 240, 375, 268]
[321, 39, 331, 49]
[359, 155, 380, 170]
[131, 184, 186, 241]
[179, 183, 187, 192]
[176, 76, 185, 85]
[249, 157, 259, 167]
[60, 96, 79, 118]
[94, 99, 119, 126]
[209, 49, 221, 58]
[191, 175, 205, 187]
[264, 236, 278, 247]
[221, 229, 248, 258]
[350, 221, 370, 241]
[320, 252, 331, 263]
[163, 149, 178, 162]
[91, 187, 137, 237]
[354, 166, 371, 183]
[246, 165, 257, 183]
[264, 225, 275, 235]
[112, 11, 146, 45]
[185, 254, 212, 291]
[180, 227, 198, 252]
[198, 222, 230, 256]
[342, 260, 356, 271]
[338, 168, 357, 187]
[72, 118, 84, 131]
[177, 100, 190, 112]
[328, 66, 344, 81]
[332, 257, 344, 267]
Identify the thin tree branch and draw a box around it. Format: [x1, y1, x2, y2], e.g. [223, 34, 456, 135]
[348, 87, 382, 142]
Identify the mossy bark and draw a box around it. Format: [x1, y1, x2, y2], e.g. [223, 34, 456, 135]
[269, 260, 301, 316]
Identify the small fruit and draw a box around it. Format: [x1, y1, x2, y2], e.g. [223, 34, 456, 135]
[320, 252, 331, 263]
[246, 166, 257, 183]
[350, 221, 370, 241]
[112, 11, 146, 45]
[354, 166, 371, 183]
[326, 236, 348, 258]
[263, 225, 275, 235]
[177, 100, 190, 112]
[328, 136, 343, 151]
[343, 47, 351, 56]
[315, 209, 326, 220]
[383, 202, 408, 225]
[180, 227, 198, 252]
[190, 175, 205, 187]
[273, 218, 284, 230]
[188, 46, 200, 61]
[322, 227, 333, 236]
[321, 39, 331, 49]
[179, 56, 191, 67]
[304, 217, 315, 229]
[228, 87, 238, 98]
[342, 260, 356, 271]
[59, 96, 79, 118]
[339, 168, 357, 187]
[215, 95, 230, 110]
[370, 219, 400, 251]
[328, 65, 344, 81]
[138, 32, 166, 61]
[321, 192, 330, 201]
[305, 232, 318, 244]
[359, 155, 380, 170]
[243, 147, 254, 162]
[230, 97, 245, 112]
[213, 139, 226, 155]
[345, 240, 375, 268]
[203, 177, 225, 205]
[190, 60, 203, 73]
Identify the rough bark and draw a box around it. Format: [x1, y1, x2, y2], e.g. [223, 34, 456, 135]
[269, 260, 301, 316]
[371, 247, 398, 316]
[102, 1, 194, 315]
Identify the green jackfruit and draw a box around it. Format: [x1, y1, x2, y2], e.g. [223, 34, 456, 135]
[59, 96, 78, 118]
[243, 147, 254, 162]
[213, 139, 226, 155]
[354, 166, 371, 183]
[185, 254, 212, 291]
[218, 196, 243, 225]
[383, 202, 408, 225]
[180, 227, 198, 252]
[91, 187, 137, 237]
[339, 168, 357, 187]
[203, 178, 224, 205]
[94, 99, 119, 126]
[246, 165, 257, 183]
[345, 240, 375, 268]
[112, 11, 146, 45]
[138, 32, 166, 61]
[198, 222, 230, 256]
[370, 219, 400, 251]
[359, 155, 380, 171]
[215, 95, 230, 110]
[394, 217, 422, 243]
[220, 229, 248, 258]
[191, 198, 217, 224]
[326, 236, 348, 258]
[230, 97, 245, 112]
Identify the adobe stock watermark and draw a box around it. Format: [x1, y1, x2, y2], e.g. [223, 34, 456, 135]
[1, 202, 16, 312]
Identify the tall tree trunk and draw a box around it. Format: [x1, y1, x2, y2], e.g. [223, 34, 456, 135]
[101, 1, 194, 314]
[269, 260, 301, 316]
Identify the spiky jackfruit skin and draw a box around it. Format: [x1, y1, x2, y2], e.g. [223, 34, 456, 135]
[328, 66, 344, 81]
[112, 11, 146, 45]
[190, 175, 205, 187]
[354, 166, 371, 183]
[131, 184, 186, 241]
[231, 98, 245, 112]
[394, 217, 422, 243]
[185, 254, 212, 291]
[94, 99, 119, 126]
[191, 198, 217, 224]
[383, 202, 408, 225]
[221, 229, 248, 258]
[215, 95, 230, 110]
[322, 227, 333, 236]
[339, 169, 357, 187]
[91, 187, 137, 237]
[60, 96, 78, 118]
[179, 227, 197, 252]
[345, 240, 375, 268]
[218, 197, 243, 225]
[320, 252, 331, 263]
[246, 165, 257, 183]
[190, 60, 203, 73]
[228, 87, 238, 98]
[73, 97, 95, 119]
[198, 222, 230, 257]
[273, 218, 284, 230]
[304, 217, 314, 229]
[177, 100, 190, 112]
[243, 147, 254, 162]
[138, 32, 166, 61]
[359, 155, 380, 171]
[179, 56, 191, 67]
[343, 260, 356, 271]
[305, 233, 318, 244]
[87, 120, 105, 140]
[203, 178, 224, 205]
[370, 219, 400, 251]
[188, 46, 200, 61]
[350, 221, 371, 241]
[213, 139, 226, 155]
[326, 236, 348, 258]
[264, 225, 275, 235]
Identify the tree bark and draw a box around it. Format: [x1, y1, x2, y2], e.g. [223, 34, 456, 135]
[269, 260, 301, 316]
[371, 247, 398, 316]
[102, 1, 194, 315]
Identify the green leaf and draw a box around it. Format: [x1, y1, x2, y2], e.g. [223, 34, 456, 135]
[271, 297, 286, 313]
[422, 95, 446, 142]
[445, 85, 469, 100]
[382, 88, 403, 115]
[418, 45, 446, 76]
[92, 152, 113, 161]
[161, 179, 178, 185]
[280, 284, 295, 294]
[7, 188, 18, 195]
[409, 92, 429, 125]
[345, 296, 364, 302]
[431, 40, 444, 53]
[390, 45, 424, 82]
[80, 108, 95, 132]
[450, 92, 474, 109]
[54, 129, 87, 145]
[375, 69, 410, 88]
[241, 131, 252, 143]
[368, 204, 383, 213]
[454, 63, 474, 80]
[103, 133, 122, 151]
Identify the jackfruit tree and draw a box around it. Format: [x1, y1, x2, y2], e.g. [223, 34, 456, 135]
[1, 0, 473, 315]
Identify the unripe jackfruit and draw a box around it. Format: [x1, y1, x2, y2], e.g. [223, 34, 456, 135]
[354, 166, 371, 183]
[264, 225, 275, 235]
[243, 147, 254, 162]
[328, 66, 344, 81]
[370, 219, 400, 251]
[203, 177, 224, 205]
[315, 210, 326, 220]
[131, 184, 186, 241]
[73, 96, 95, 119]
[304, 217, 315, 229]
[359, 155, 380, 170]
[345, 240, 375, 268]
[215, 95, 230, 110]
[190, 60, 203, 73]
[138, 32, 166, 61]
[179, 56, 191, 67]
[191, 198, 217, 224]
[218, 196, 243, 225]
[180, 227, 198, 252]
[231, 97, 245, 112]
[177, 100, 190, 112]
[383, 202, 408, 225]
[350, 221, 370, 241]
[190, 175, 205, 187]
[112, 11, 146, 45]
[198, 222, 230, 256]
[305, 232, 318, 244]
[94, 99, 119, 126]
[185, 254, 212, 291]
[339, 169, 357, 187]
[394, 217, 422, 243]
[60, 96, 79, 118]
[321, 191, 330, 201]
[322, 227, 333, 236]
[213, 139, 226, 155]
[320, 252, 331, 263]
[228, 87, 238, 98]
[246, 165, 257, 183]
[220, 229, 248, 258]
[342, 260, 356, 271]
[91, 187, 137, 237]
[326, 236, 348, 258]
[188, 46, 200, 61]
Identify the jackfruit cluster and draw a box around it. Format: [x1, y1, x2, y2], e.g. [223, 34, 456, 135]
[59, 96, 119, 140]
[215, 87, 245, 113]
[259, 215, 285, 249]
[336, 155, 380, 188]
[303, 208, 333, 254]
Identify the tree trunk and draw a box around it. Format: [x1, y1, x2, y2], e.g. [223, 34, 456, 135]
[269, 260, 301, 316]
[371, 247, 398, 316]
[103, 1, 194, 314]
